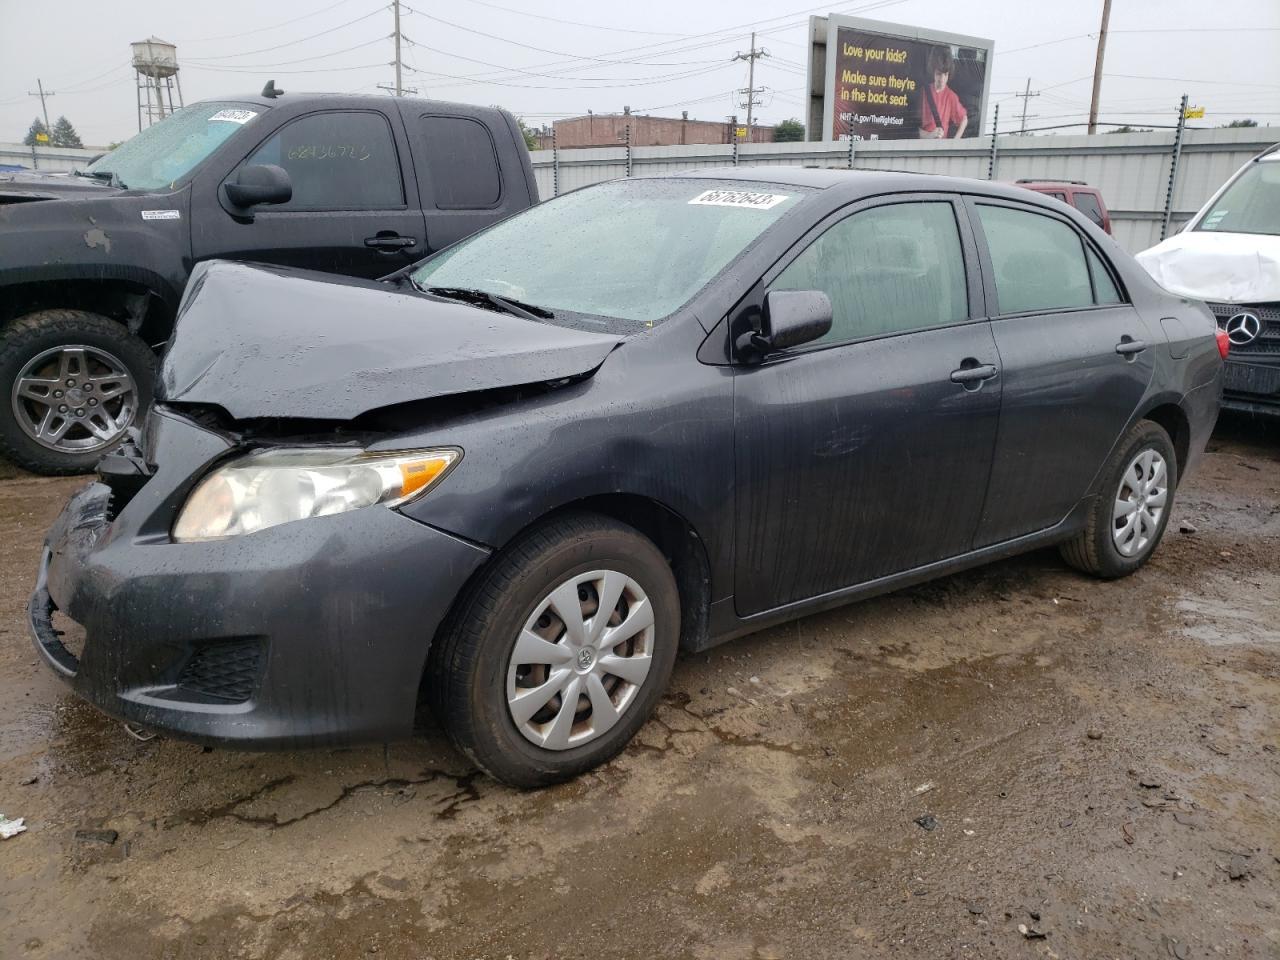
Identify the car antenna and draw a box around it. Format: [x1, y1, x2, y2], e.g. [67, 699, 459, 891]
[261, 80, 284, 99]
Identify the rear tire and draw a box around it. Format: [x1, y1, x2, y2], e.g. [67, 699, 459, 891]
[0, 310, 156, 476]
[1059, 420, 1177, 578]
[428, 512, 680, 788]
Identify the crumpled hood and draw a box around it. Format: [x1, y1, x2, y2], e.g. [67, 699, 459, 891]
[159, 261, 622, 420]
[1136, 230, 1280, 303]
[0, 170, 121, 202]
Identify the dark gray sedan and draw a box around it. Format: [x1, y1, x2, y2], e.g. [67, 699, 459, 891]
[30, 169, 1225, 787]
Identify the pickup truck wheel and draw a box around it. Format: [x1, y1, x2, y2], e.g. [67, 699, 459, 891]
[428, 513, 680, 788]
[0, 310, 156, 476]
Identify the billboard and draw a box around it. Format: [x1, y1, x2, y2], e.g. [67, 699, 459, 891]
[806, 15, 993, 142]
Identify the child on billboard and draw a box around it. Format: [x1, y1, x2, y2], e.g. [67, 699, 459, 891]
[918, 45, 968, 139]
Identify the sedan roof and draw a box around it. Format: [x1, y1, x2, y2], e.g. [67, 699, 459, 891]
[671, 165, 1062, 207]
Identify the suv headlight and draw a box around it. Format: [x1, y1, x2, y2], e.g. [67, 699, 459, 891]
[172, 447, 460, 542]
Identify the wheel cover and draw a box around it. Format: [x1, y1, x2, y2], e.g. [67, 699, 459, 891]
[10, 344, 138, 454]
[1112, 448, 1169, 558]
[506, 569, 656, 751]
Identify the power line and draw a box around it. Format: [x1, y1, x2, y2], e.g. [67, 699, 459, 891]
[402, 37, 725, 82]
[184, 7, 388, 61]
[181, 36, 388, 70]
[452, 0, 684, 37]
[184, 0, 371, 43]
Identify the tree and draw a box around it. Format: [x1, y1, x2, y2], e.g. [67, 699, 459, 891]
[50, 116, 83, 148]
[516, 117, 540, 151]
[773, 118, 805, 142]
[1104, 125, 1153, 134]
[22, 117, 49, 147]
[1221, 118, 1258, 128]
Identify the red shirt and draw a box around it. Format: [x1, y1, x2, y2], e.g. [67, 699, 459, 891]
[921, 85, 967, 136]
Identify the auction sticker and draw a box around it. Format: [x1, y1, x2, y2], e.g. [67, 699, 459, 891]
[209, 109, 258, 124]
[688, 189, 790, 210]
[140, 209, 181, 220]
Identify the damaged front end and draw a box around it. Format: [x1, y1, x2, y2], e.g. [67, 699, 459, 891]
[29, 260, 622, 748]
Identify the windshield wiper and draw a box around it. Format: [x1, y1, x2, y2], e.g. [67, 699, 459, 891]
[75, 169, 127, 189]
[420, 284, 555, 321]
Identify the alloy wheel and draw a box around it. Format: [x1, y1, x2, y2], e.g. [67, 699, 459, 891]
[10, 345, 138, 453]
[506, 569, 655, 751]
[1112, 448, 1168, 558]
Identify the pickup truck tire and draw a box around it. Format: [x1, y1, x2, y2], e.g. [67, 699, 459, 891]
[0, 310, 156, 476]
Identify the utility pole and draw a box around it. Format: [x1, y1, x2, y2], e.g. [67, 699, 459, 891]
[393, 0, 403, 96]
[27, 79, 54, 135]
[1087, 0, 1113, 135]
[733, 32, 768, 138]
[1016, 78, 1040, 135]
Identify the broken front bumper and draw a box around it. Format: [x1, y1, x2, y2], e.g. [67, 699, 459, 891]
[28, 407, 491, 749]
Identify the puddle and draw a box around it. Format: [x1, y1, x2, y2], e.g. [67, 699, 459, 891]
[1176, 572, 1280, 646]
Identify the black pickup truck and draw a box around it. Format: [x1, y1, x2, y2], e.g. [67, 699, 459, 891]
[0, 86, 538, 474]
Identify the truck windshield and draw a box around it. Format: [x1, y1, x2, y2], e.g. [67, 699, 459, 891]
[84, 101, 264, 191]
[411, 178, 809, 327]
[1194, 158, 1280, 237]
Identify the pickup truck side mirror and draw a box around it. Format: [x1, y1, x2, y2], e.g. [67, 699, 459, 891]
[224, 164, 292, 210]
[736, 290, 833, 362]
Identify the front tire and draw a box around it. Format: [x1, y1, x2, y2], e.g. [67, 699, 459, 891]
[1060, 420, 1178, 578]
[428, 513, 680, 788]
[0, 310, 156, 475]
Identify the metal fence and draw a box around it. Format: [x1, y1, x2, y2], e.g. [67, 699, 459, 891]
[0, 142, 101, 173]
[531, 126, 1276, 253]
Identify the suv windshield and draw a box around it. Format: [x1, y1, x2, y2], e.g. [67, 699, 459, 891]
[1194, 158, 1280, 236]
[84, 101, 264, 191]
[412, 178, 809, 328]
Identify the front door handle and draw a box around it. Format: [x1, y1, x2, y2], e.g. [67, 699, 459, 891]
[1115, 337, 1148, 357]
[950, 363, 998, 385]
[364, 235, 418, 250]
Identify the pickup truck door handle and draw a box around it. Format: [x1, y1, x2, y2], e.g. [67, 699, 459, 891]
[1115, 338, 1148, 357]
[950, 362, 998, 385]
[364, 235, 418, 250]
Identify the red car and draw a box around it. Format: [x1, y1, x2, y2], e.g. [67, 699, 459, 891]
[1017, 179, 1112, 235]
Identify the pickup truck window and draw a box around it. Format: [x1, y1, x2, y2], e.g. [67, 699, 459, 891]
[418, 115, 502, 208]
[245, 111, 404, 211]
[85, 101, 263, 190]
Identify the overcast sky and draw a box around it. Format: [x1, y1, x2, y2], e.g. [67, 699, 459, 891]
[1, 0, 1277, 147]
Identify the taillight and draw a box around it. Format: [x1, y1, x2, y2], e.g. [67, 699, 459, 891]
[1216, 328, 1231, 359]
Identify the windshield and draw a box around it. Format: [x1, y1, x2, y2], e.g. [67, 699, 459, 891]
[412, 178, 809, 328]
[85, 101, 264, 191]
[1194, 158, 1280, 237]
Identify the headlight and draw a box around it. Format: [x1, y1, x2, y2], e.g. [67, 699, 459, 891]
[172, 447, 460, 542]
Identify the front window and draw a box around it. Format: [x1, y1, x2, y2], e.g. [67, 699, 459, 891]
[1195, 158, 1280, 237]
[85, 101, 265, 191]
[411, 178, 809, 328]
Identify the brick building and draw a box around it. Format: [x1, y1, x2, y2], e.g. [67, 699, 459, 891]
[536, 110, 775, 149]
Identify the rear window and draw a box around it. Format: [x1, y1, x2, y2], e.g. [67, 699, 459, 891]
[418, 115, 502, 208]
[1074, 191, 1105, 227]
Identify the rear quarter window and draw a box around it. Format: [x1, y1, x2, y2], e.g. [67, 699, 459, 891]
[418, 115, 502, 209]
[1073, 191, 1105, 227]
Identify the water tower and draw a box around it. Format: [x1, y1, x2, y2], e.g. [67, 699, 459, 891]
[132, 37, 184, 131]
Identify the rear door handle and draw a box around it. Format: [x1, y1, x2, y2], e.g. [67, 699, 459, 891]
[1115, 338, 1148, 356]
[950, 363, 998, 384]
[364, 235, 418, 250]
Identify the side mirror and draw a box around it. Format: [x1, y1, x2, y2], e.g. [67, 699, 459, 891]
[224, 164, 292, 210]
[736, 290, 833, 362]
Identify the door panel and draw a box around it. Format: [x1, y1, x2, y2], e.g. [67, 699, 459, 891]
[969, 198, 1155, 546]
[192, 109, 426, 279]
[976, 306, 1154, 545]
[734, 323, 1001, 615]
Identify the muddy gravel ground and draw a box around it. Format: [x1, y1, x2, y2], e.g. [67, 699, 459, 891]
[0, 417, 1277, 960]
